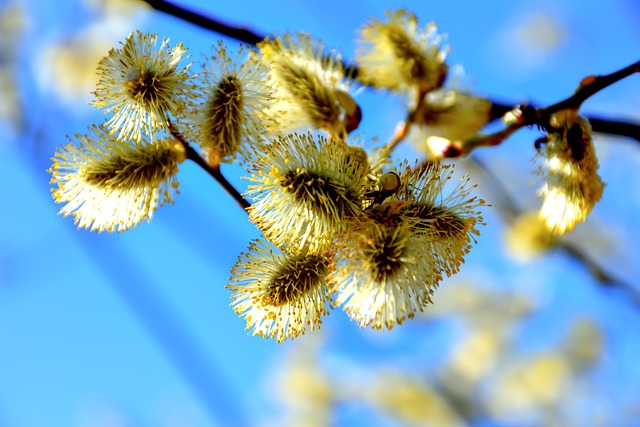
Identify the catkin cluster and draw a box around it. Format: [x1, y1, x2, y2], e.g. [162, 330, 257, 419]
[48, 9, 604, 341]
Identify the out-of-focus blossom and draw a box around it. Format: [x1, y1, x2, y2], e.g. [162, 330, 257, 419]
[503, 211, 555, 261]
[368, 371, 465, 427]
[356, 9, 448, 94]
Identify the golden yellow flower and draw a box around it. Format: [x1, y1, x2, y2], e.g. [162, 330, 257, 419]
[537, 110, 604, 234]
[91, 31, 195, 143]
[356, 9, 448, 93]
[227, 239, 333, 342]
[259, 32, 360, 136]
[49, 124, 184, 232]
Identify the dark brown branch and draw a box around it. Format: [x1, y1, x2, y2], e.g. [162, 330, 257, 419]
[488, 102, 515, 122]
[140, 0, 361, 78]
[142, 0, 265, 45]
[183, 144, 251, 211]
[491, 63, 640, 123]
[577, 117, 640, 142]
[542, 60, 640, 115]
[491, 101, 640, 142]
[167, 122, 251, 211]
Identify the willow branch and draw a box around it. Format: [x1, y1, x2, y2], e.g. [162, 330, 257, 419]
[542, 60, 640, 116]
[167, 123, 251, 211]
[491, 102, 640, 143]
[140, 0, 360, 78]
[142, 0, 265, 45]
[586, 117, 640, 142]
[184, 144, 251, 211]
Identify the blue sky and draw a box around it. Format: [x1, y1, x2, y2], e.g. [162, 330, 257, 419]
[1, 0, 640, 426]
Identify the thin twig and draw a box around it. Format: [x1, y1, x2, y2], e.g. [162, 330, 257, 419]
[142, 0, 265, 45]
[460, 123, 526, 154]
[500, 60, 640, 132]
[140, 0, 360, 78]
[457, 60, 639, 154]
[491, 102, 640, 142]
[541, 60, 640, 116]
[184, 144, 251, 211]
[384, 120, 409, 152]
[167, 122, 251, 211]
[586, 117, 640, 142]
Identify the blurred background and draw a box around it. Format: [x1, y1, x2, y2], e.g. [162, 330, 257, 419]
[1, 0, 640, 426]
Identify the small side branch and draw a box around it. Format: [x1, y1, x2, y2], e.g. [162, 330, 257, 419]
[140, 0, 360, 78]
[543, 60, 640, 115]
[167, 122, 251, 211]
[579, 117, 640, 142]
[183, 144, 251, 212]
[491, 102, 640, 142]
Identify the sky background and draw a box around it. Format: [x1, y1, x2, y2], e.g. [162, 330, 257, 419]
[1, 0, 640, 426]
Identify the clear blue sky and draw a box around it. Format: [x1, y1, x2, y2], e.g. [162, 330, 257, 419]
[1, 0, 640, 426]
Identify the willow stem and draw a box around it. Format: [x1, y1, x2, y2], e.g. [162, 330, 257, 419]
[142, 0, 265, 45]
[140, 0, 360, 78]
[168, 123, 251, 212]
[185, 145, 251, 211]
[542, 60, 640, 116]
